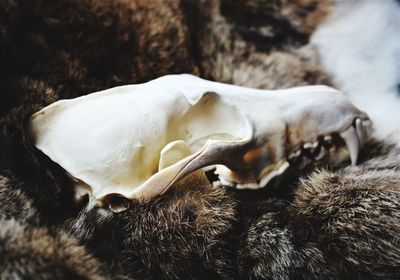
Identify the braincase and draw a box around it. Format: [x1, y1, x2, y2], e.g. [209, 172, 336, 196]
[28, 74, 368, 206]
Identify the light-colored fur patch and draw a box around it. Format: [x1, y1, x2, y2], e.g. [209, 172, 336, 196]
[312, 0, 400, 144]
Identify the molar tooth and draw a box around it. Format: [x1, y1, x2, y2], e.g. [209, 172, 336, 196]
[303, 140, 320, 160]
[303, 141, 319, 149]
[303, 142, 312, 149]
[288, 149, 301, 160]
[324, 135, 332, 144]
[322, 135, 333, 149]
[340, 126, 360, 166]
[314, 146, 327, 161]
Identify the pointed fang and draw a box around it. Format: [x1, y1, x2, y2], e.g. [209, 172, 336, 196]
[340, 126, 360, 166]
[355, 118, 367, 148]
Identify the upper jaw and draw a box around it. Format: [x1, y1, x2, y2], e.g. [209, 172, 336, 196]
[27, 74, 371, 210]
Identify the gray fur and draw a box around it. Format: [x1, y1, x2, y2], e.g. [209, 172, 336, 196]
[0, 0, 399, 279]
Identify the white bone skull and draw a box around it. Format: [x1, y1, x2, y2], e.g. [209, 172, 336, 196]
[28, 74, 370, 208]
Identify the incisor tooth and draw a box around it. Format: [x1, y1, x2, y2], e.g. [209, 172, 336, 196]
[340, 126, 360, 166]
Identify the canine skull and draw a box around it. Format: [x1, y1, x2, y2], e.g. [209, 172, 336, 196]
[28, 74, 370, 208]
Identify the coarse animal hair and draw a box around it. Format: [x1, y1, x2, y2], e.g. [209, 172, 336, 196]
[0, 0, 399, 279]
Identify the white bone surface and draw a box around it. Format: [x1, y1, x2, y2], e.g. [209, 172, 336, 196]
[28, 74, 368, 203]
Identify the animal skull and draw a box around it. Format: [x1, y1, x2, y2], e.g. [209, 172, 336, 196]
[28, 74, 370, 209]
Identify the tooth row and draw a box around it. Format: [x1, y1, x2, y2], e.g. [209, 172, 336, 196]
[288, 138, 327, 166]
[229, 118, 371, 190]
[288, 117, 371, 168]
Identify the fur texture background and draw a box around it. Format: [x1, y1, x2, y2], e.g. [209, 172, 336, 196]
[0, 0, 399, 279]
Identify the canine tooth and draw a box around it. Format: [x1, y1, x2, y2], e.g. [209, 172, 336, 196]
[355, 118, 367, 147]
[259, 161, 290, 187]
[340, 126, 360, 166]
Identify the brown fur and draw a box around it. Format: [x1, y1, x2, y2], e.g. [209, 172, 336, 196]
[0, 176, 36, 222]
[182, 0, 332, 88]
[66, 175, 237, 279]
[0, 219, 108, 279]
[292, 145, 400, 278]
[0, 0, 399, 279]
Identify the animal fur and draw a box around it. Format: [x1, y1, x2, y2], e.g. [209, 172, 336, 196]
[0, 0, 399, 279]
[312, 0, 400, 143]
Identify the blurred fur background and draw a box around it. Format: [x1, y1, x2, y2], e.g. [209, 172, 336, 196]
[0, 0, 400, 279]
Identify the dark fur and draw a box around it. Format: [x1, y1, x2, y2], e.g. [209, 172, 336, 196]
[0, 219, 108, 279]
[0, 0, 399, 279]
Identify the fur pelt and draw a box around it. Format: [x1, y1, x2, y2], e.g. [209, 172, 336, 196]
[0, 0, 399, 279]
